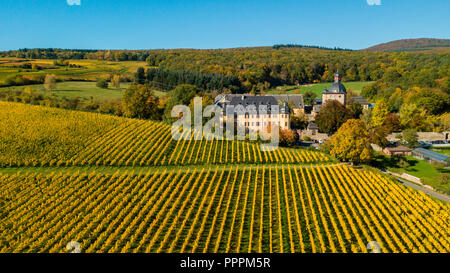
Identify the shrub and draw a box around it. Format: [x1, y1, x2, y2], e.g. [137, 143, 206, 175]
[96, 79, 109, 89]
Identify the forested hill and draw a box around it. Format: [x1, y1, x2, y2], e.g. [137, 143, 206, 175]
[364, 38, 450, 52]
[1, 46, 449, 102]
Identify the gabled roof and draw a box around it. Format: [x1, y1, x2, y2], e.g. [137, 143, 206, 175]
[229, 95, 278, 106]
[384, 145, 412, 152]
[351, 96, 369, 105]
[225, 95, 289, 114]
[269, 94, 304, 108]
[307, 122, 318, 130]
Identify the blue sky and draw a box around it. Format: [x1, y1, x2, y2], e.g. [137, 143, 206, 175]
[0, 0, 449, 50]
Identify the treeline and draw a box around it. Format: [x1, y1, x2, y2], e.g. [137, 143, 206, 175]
[0, 48, 154, 62]
[139, 68, 241, 92]
[272, 44, 353, 51]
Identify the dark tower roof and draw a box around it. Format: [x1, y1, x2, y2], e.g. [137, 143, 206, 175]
[323, 71, 346, 94]
[325, 82, 347, 94]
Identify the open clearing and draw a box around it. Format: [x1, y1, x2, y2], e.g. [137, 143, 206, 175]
[267, 81, 372, 97]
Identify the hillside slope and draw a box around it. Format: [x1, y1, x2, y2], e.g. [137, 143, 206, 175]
[0, 101, 330, 167]
[364, 38, 450, 52]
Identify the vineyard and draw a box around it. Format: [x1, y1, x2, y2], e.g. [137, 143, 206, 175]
[0, 102, 330, 167]
[0, 165, 448, 253]
[0, 101, 449, 253]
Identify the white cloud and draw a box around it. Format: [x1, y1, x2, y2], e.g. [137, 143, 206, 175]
[366, 0, 381, 6]
[67, 0, 81, 6]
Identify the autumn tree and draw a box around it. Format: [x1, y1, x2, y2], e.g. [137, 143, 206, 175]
[315, 100, 352, 135]
[371, 99, 389, 127]
[440, 113, 450, 131]
[383, 113, 401, 133]
[122, 84, 161, 120]
[111, 74, 121, 88]
[44, 74, 56, 91]
[327, 119, 373, 163]
[361, 108, 373, 129]
[370, 126, 389, 148]
[399, 103, 428, 130]
[279, 129, 297, 147]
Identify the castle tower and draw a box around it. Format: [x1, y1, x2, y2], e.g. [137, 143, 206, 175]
[322, 71, 347, 106]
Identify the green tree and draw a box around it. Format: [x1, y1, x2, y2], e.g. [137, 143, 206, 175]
[408, 88, 449, 115]
[122, 84, 161, 120]
[135, 67, 146, 85]
[349, 102, 363, 119]
[361, 81, 385, 100]
[164, 84, 201, 120]
[96, 79, 109, 89]
[315, 101, 352, 135]
[327, 119, 373, 163]
[402, 129, 418, 148]
[303, 90, 316, 106]
[290, 113, 308, 129]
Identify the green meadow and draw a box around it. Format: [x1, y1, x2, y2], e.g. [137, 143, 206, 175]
[0, 81, 168, 101]
[267, 81, 373, 97]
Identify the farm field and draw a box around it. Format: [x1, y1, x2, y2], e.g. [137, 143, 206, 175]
[0, 101, 449, 253]
[267, 81, 372, 98]
[0, 58, 149, 84]
[0, 81, 168, 102]
[0, 164, 448, 253]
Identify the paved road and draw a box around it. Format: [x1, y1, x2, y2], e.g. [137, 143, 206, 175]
[396, 177, 450, 203]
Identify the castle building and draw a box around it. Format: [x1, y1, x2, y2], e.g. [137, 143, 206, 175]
[322, 72, 347, 106]
[217, 95, 291, 130]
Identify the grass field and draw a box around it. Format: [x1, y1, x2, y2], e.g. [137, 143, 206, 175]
[0, 81, 169, 101]
[267, 81, 373, 98]
[432, 148, 450, 157]
[388, 156, 450, 194]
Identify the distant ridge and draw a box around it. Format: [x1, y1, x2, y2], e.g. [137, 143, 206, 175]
[272, 44, 353, 51]
[364, 38, 450, 52]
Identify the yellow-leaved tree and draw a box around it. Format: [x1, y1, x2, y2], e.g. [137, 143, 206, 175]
[371, 99, 389, 128]
[327, 119, 372, 163]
